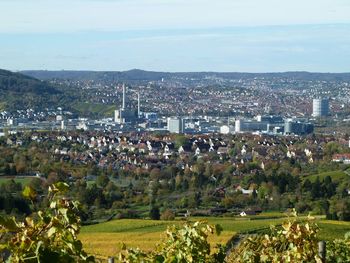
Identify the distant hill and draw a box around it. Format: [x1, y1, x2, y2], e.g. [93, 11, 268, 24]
[0, 69, 60, 94]
[21, 69, 169, 82]
[0, 69, 75, 111]
[22, 69, 350, 82]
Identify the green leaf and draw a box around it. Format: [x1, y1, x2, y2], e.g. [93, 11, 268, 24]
[47, 227, 57, 238]
[50, 182, 69, 194]
[22, 186, 37, 200]
[0, 215, 19, 232]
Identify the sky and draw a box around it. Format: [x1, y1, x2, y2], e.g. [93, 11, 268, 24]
[0, 0, 350, 72]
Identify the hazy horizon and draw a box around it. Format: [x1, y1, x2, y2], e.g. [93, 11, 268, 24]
[1, 0, 350, 72]
[17, 67, 350, 74]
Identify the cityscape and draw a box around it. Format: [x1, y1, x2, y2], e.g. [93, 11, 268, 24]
[1, 0, 350, 262]
[1, 70, 349, 137]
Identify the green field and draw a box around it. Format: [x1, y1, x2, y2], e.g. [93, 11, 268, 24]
[0, 177, 33, 186]
[318, 220, 350, 240]
[304, 170, 348, 183]
[80, 215, 350, 258]
[73, 102, 116, 117]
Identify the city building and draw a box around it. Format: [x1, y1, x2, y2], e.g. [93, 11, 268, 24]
[167, 117, 183, 133]
[284, 119, 314, 135]
[144, 112, 158, 121]
[7, 118, 16, 126]
[235, 119, 268, 133]
[61, 120, 65, 130]
[312, 98, 329, 117]
[256, 115, 284, 124]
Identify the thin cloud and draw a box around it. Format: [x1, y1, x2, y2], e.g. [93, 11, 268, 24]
[0, 0, 350, 33]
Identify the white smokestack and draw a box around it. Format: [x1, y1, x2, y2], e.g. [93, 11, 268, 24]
[138, 92, 140, 117]
[122, 84, 126, 109]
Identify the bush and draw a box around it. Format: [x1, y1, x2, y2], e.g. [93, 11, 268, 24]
[119, 221, 225, 263]
[229, 210, 321, 263]
[0, 183, 95, 262]
[326, 232, 350, 262]
[160, 209, 175, 220]
[227, 212, 350, 263]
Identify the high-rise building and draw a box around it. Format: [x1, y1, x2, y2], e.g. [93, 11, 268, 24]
[312, 98, 329, 117]
[167, 117, 183, 133]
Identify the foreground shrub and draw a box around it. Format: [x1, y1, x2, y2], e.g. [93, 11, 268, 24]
[4, 188, 350, 263]
[326, 232, 350, 262]
[229, 210, 321, 263]
[119, 221, 225, 263]
[0, 183, 95, 263]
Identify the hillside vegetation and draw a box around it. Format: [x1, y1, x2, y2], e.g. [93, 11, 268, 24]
[0, 69, 77, 111]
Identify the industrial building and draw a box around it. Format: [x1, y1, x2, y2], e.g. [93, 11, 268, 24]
[114, 84, 139, 123]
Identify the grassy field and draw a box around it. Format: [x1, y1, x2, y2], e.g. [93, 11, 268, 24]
[0, 177, 33, 186]
[80, 218, 238, 258]
[80, 216, 350, 258]
[79, 216, 288, 258]
[318, 220, 350, 240]
[304, 170, 348, 183]
[73, 102, 116, 117]
[80, 219, 186, 258]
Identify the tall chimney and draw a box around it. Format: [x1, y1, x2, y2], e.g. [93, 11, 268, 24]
[122, 84, 126, 109]
[137, 92, 140, 117]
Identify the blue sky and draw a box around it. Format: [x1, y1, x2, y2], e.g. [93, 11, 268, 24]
[1, 0, 350, 72]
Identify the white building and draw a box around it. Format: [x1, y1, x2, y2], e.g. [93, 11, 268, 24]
[167, 117, 183, 133]
[312, 98, 329, 117]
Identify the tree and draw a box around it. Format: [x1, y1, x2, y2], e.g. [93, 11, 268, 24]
[311, 177, 321, 199]
[328, 198, 350, 221]
[150, 168, 161, 180]
[149, 206, 160, 220]
[324, 141, 341, 158]
[174, 134, 188, 149]
[96, 174, 109, 188]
